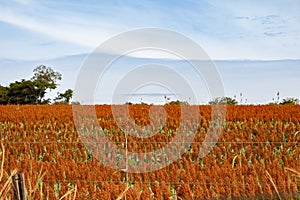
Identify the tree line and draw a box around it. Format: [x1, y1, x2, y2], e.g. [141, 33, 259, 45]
[1, 65, 298, 106]
[0, 65, 73, 105]
[208, 96, 299, 105]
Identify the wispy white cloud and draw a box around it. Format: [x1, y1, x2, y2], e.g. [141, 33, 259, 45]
[0, 7, 112, 48]
[0, 0, 299, 60]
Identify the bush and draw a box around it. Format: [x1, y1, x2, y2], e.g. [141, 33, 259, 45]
[209, 97, 238, 105]
[280, 98, 299, 105]
[166, 100, 189, 105]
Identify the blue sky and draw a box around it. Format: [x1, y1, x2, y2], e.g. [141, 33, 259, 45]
[0, 0, 299, 60]
[0, 0, 299, 104]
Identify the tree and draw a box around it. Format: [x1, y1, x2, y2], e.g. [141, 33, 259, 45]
[209, 97, 238, 105]
[166, 100, 189, 105]
[8, 80, 37, 104]
[54, 89, 73, 104]
[0, 65, 62, 105]
[31, 65, 62, 103]
[8, 79, 53, 105]
[0, 85, 8, 104]
[280, 97, 299, 105]
[3, 66, 62, 105]
[32, 65, 62, 87]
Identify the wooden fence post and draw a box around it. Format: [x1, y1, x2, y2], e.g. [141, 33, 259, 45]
[12, 173, 26, 200]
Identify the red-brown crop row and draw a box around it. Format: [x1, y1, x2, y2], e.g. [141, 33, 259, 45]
[0, 105, 299, 199]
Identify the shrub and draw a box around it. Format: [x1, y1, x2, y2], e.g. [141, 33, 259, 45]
[280, 97, 299, 105]
[208, 97, 238, 105]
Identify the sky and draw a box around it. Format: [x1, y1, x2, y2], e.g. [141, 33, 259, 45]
[0, 0, 299, 60]
[0, 0, 299, 104]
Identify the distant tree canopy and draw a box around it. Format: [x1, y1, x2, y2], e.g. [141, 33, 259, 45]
[8, 79, 47, 104]
[280, 97, 299, 105]
[0, 85, 8, 104]
[54, 89, 73, 104]
[166, 100, 189, 105]
[0, 65, 73, 105]
[209, 97, 238, 105]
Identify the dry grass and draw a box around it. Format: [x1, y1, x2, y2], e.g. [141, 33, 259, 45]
[116, 186, 130, 200]
[285, 167, 300, 181]
[0, 142, 18, 200]
[59, 185, 77, 200]
[266, 170, 282, 200]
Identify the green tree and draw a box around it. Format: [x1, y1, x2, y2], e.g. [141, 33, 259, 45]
[8, 80, 38, 104]
[8, 79, 53, 105]
[32, 65, 62, 86]
[0, 85, 8, 104]
[166, 100, 189, 105]
[209, 97, 238, 105]
[31, 65, 62, 103]
[4, 66, 62, 105]
[54, 89, 73, 104]
[280, 97, 299, 105]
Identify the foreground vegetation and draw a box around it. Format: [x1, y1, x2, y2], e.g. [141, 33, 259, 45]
[0, 104, 299, 199]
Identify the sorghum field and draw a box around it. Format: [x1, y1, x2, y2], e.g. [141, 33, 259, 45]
[0, 105, 299, 199]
